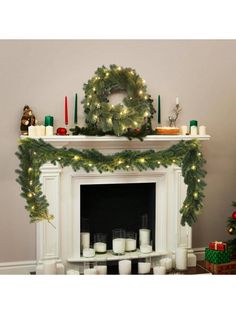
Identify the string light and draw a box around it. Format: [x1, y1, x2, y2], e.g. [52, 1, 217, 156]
[172, 159, 176, 163]
[117, 66, 122, 71]
[105, 72, 109, 77]
[157, 161, 161, 164]
[107, 118, 112, 124]
[88, 163, 93, 167]
[197, 179, 201, 183]
[96, 103, 101, 108]
[87, 103, 90, 106]
[139, 90, 143, 95]
[93, 115, 98, 121]
[31, 205, 35, 210]
[144, 111, 149, 117]
[117, 160, 123, 165]
[142, 79, 146, 84]
[89, 95, 92, 98]
[28, 167, 33, 173]
[126, 165, 130, 169]
[28, 192, 33, 198]
[93, 87, 96, 91]
[133, 121, 138, 127]
[73, 155, 80, 161]
[130, 71, 134, 75]
[111, 104, 114, 109]
[193, 192, 198, 199]
[139, 158, 145, 163]
[33, 152, 37, 156]
[185, 205, 188, 208]
[144, 95, 148, 100]
[29, 180, 33, 186]
[198, 152, 201, 156]
[129, 97, 133, 100]
[58, 157, 61, 160]
[191, 165, 196, 170]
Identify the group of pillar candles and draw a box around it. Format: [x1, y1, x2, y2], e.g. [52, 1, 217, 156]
[80, 227, 152, 258]
[180, 120, 207, 136]
[28, 116, 54, 137]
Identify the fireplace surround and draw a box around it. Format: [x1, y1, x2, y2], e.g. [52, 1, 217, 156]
[35, 134, 210, 272]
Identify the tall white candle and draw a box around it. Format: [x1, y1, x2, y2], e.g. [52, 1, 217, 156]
[180, 125, 188, 135]
[28, 125, 36, 137]
[153, 265, 166, 275]
[43, 260, 57, 274]
[199, 125, 206, 135]
[81, 232, 90, 251]
[112, 238, 125, 255]
[125, 238, 137, 252]
[190, 125, 198, 136]
[35, 125, 41, 137]
[138, 262, 151, 274]
[45, 125, 53, 136]
[139, 229, 150, 246]
[94, 242, 107, 253]
[40, 125, 45, 136]
[176, 96, 179, 105]
[175, 247, 187, 270]
[119, 260, 131, 275]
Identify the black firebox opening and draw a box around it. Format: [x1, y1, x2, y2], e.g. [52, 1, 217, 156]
[80, 183, 156, 250]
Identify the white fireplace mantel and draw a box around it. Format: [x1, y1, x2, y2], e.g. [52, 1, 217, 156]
[32, 134, 210, 272]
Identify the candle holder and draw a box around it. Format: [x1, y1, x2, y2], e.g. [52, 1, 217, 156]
[112, 228, 126, 255]
[94, 233, 107, 254]
[125, 231, 137, 252]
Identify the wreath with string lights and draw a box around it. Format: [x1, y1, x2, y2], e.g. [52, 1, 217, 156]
[82, 65, 155, 136]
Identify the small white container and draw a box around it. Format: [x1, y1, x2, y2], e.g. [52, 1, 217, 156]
[139, 229, 150, 246]
[112, 238, 126, 255]
[46, 125, 53, 136]
[190, 125, 198, 136]
[83, 248, 95, 258]
[95, 265, 107, 275]
[199, 125, 206, 135]
[138, 262, 151, 274]
[153, 266, 166, 275]
[28, 125, 36, 137]
[140, 244, 152, 254]
[118, 260, 132, 275]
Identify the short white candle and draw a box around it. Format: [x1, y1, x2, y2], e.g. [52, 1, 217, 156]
[81, 232, 90, 251]
[94, 242, 107, 253]
[125, 238, 137, 252]
[175, 247, 187, 270]
[187, 253, 197, 267]
[45, 125, 53, 136]
[199, 125, 206, 135]
[176, 96, 179, 105]
[95, 265, 107, 275]
[139, 229, 150, 246]
[84, 268, 97, 275]
[83, 248, 95, 258]
[138, 262, 151, 274]
[35, 125, 41, 137]
[190, 125, 198, 136]
[140, 244, 152, 254]
[66, 269, 80, 275]
[118, 260, 132, 275]
[153, 265, 166, 275]
[28, 125, 36, 137]
[112, 238, 125, 255]
[180, 125, 188, 135]
[43, 260, 57, 275]
[160, 257, 172, 272]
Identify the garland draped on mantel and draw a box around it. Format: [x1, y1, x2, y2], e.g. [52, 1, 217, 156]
[15, 138, 206, 227]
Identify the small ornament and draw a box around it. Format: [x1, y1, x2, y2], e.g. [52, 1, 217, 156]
[135, 128, 141, 133]
[228, 226, 235, 235]
[232, 211, 236, 220]
[20, 105, 36, 135]
[168, 99, 182, 127]
[56, 127, 67, 136]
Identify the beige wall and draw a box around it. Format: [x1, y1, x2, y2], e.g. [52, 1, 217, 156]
[0, 40, 236, 262]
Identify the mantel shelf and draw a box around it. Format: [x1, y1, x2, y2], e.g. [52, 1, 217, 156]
[21, 134, 210, 146]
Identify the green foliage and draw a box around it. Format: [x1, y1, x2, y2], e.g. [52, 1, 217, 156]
[15, 138, 206, 227]
[82, 65, 156, 136]
[227, 202, 236, 252]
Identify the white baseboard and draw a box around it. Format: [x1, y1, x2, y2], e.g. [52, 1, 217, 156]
[0, 260, 36, 275]
[193, 247, 205, 261]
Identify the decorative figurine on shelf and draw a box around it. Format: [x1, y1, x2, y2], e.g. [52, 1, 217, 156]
[168, 97, 182, 127]
[20, 105, 36, 135]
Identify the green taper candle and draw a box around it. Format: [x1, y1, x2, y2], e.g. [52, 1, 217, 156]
[157, 95, 161, 124]
[190, 120, 198, 127]
[74, 93, 78, 124]
[44, 116, 54, 126]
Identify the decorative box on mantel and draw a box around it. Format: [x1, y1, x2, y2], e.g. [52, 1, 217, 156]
[29, 134, 210, 272]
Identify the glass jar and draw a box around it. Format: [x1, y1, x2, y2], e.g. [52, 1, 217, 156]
[125, 231, 137, 252]
[93, 233, 107, 254]
[112, 228, 126, 255]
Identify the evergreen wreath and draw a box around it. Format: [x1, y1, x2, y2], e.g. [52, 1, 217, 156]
[82, 65, 156, 136]
[15, 138, 206, 227]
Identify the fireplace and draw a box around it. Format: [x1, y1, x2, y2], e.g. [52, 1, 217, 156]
[36, 135, 210, 271]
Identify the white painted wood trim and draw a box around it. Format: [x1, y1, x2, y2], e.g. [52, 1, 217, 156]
[0, 261, 36, 275]
[193, 247, 206, 261]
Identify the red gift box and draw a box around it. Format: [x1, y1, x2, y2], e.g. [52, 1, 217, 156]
[209, 241, 227, 251]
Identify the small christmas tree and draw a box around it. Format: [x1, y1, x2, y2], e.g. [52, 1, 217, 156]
[227, 201, 236, 255]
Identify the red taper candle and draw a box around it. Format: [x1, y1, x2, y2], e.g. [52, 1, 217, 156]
[65, 96, 68, 125]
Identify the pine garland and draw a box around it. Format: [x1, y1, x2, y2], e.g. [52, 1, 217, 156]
[227, 201, 236, 252]
[15, 138, 206, 226]
[82, 65, 156, 136]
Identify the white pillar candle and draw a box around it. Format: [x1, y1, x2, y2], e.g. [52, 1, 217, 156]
[94, 242, 107, 253]
[95, 265, 107, 275]
[40, 125, 45, 136]
[56, 263, 65, 275]
[140, 244, 152, 254]
[187, 253, 197, 267]
[83, 248, 95, 258]
[66, 269, 80, 275]
[112, 238, 126, 255]
[81, 232, 90, 251]
[199, 125, 206, 135]
[118, 260, 132, 275]
[153, 266, 166, 275]
[43, 260, 57, 274]
[190, 125, 198, 136]
[45, 125, 53, 136]
[138, 262, 151, 274]
[35, 125, 41, 137]
[176, 96, 179, 105]
[28, 125, 36, 137]
[180, 125, 188, 135]
[160, 257, 173, 272]
[139, 229, 150, 246]
[84, 268, 97, 275]
[175, 247, 187, 270]
[125, 238, 137, 252]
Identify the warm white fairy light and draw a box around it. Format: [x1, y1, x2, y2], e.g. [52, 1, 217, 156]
[172, 159, 176, 163]
[133, 121, 138, 127]
[33, 152, 37, 156]
[96, 103, 101, 108]
[93, 115, 98, 120]
[117, 66, 122, 71]
[28, 192, 33, 198]
[88, 163, 93, 167]
[87, 103, 90, 106]
[191, 165, 196, 170]
[197, 179, 201, 183]
[126, 165, 130, 169]
[117, 160, 123, 165]
[144, 95, 148, 100]
[193, 192, 198, 198]
[130, 71, 134, 75]
[58, 157, 61, 160]
[107, 117, 112, 124]
[105, 72, 109, 77]
[31, 205, 35, 210]
[144, 111, 149, 117]
[29, 180, 33, 186]
[139, 90, 143, 95]
[111, 104, 114, 109]
[73, 155, 80, 161]
[93, 87, 96, 91]
[139, 158, 145, 163]
[157, 161, 161, 165]
[28, 167, 33, 173]
[129, 97, 132, 100]
[142, 79, 146, 84]
[198, 152, 201, 156]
